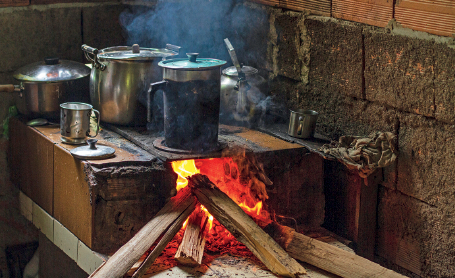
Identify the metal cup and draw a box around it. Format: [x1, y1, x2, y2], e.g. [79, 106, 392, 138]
[288, 109, 319, 138]
[60, 102, 100, 145]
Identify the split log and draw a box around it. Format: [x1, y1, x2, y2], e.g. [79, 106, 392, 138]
[89, 186, 197, 278]
[187, 174, 307, 278]
[131, 199, 197, 278]
[174, 209, 208, 266]
[263, 222, 407, 278]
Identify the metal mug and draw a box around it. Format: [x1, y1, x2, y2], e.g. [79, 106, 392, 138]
[60, 102, 100, 145]
[288, 109, 319, 138]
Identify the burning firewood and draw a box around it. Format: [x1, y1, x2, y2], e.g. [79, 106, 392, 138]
[89, 186, 197, 278]
[187, 174, 307, 278]
[174, 207, 209, 266]
[263, 222, 407, 278]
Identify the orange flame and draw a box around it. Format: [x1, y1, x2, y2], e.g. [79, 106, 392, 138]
[172, 160, 199, 191]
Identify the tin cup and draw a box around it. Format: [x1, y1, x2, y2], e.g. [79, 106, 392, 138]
[60, 102, 100, 145]
[288, 109, 319, 138]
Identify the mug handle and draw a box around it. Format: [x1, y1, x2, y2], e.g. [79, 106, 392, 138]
[297, 116, 303, 136]
[88, 109, 101, 138]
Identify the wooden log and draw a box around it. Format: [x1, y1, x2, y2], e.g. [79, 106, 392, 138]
[89, 186, 197, 278]
[263, 222, 407, 278]
[187, 174, 307, 278]
[131, 199, 195, 278]
[174, 209, 208, 266]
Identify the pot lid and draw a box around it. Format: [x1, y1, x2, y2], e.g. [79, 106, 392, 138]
[70, 139, 115, 160]
[222, 65, 258, 76]
[13, 57, 90, 82]
[159, 53, 226, 70]
[98, 44, 179, 61]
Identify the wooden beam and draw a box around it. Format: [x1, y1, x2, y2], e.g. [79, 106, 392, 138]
[174, 209, 208, 266]
[89, 186, 197, 278]
[188, 174, 307, 278]
[264, 222, 407, 278]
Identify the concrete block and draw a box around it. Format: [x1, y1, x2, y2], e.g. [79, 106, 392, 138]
[364, 31, 435, 117]
[434, 44, 455, 124]
[54, 220, 78, 261]
[77, 241, 105, 274]
[33, 202, 54, 242]
[305, 16, 363, 99]
[0, 5, 83, 72]
[82, 3, 126, 49]
[273, 10, 305, 81]
[19, 191, 33, 222]
[397, 112, 455, 207]
[377, 187, 455, 277]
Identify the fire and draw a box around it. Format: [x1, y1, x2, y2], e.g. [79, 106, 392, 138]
[171, 160, 199, 191]
[171, 157, 269, 236]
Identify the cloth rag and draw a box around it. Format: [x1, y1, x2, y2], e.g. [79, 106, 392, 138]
[320, 131, 398, 178]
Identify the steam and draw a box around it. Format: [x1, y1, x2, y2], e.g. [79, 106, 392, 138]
[119, 0, 266, 63]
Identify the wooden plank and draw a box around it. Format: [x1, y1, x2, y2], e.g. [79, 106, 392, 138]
[89, 186, 197, 278]
[188, 174, 307, 278]
[332, 0, 393, 27]
[8, 117, 26, 188]
[53, 144, 93, 248]
[264, 222, 407, 278]
[0, 0, 28, 7]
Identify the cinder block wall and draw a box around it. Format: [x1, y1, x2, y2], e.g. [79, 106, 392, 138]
[253, 6, 455, 278]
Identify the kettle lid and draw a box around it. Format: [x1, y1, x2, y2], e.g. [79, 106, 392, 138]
[70, 139, 115, 160]
[222, 65, 258, 77]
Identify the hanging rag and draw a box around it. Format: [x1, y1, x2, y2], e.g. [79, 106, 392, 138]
[319, 131, 398, 178]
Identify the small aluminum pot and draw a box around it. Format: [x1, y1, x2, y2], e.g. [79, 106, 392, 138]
[288, 109, 319, 139]
[60, 102, 100, 145]
[0, 57, 90, 119]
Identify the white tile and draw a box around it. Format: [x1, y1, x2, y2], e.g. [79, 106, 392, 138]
[77, 241, 105, 274]
[32, 203, 53, 242]
[19, 191, 33, 222]
[53, 220, 78, 261]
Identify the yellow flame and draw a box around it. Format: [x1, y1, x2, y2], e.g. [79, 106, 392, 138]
[172, 160, 199, 191]
[239, 201, 262, 216]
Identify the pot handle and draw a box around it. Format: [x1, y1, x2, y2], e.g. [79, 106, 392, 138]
[147, 81, 168, 123]
[81, 44, 106, 71]
[88, 108, 101, 138]
[297, 116, 303, 136]
[0, 84, 21, 93]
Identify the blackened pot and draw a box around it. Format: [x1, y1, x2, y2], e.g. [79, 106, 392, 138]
[149, 53, 226, 152]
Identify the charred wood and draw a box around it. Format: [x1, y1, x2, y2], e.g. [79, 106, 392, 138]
[187, 174, 306, 278]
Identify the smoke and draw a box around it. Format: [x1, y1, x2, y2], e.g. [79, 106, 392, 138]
[119, 0, 267, 63]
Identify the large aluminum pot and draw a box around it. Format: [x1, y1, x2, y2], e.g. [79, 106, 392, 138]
[0, 57, 90, 120]
[82, 44, 180, 126]
[148, 53, 226, 152]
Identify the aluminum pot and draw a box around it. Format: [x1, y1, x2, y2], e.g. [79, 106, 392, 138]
[148, 53, 226, 152]
[82, 44, 180, 126]
[0, 57, 90, 120]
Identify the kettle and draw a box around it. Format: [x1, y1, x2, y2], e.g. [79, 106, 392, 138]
[221, 39, 266, 125]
